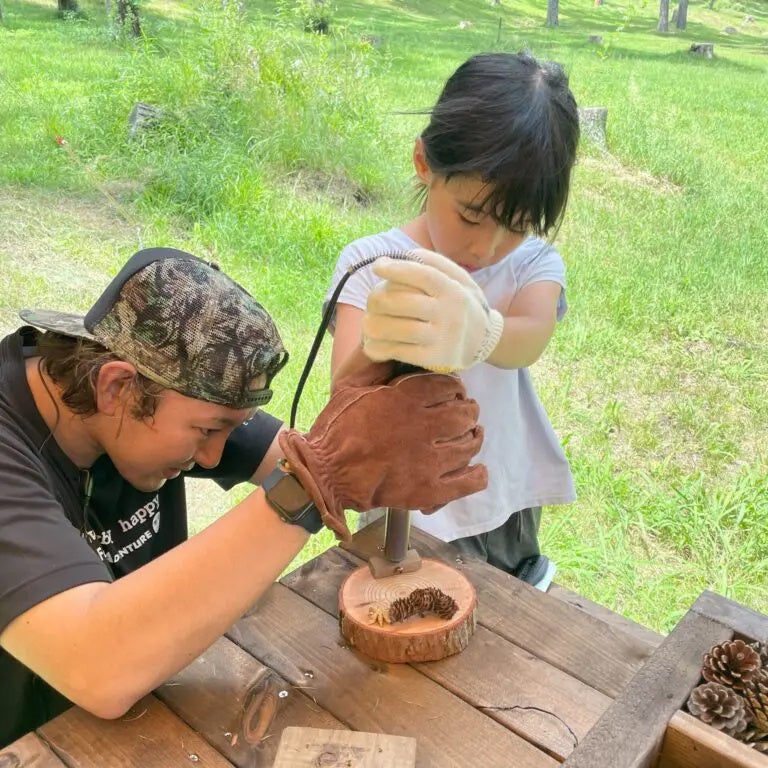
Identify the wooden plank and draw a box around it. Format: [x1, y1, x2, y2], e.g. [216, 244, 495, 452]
[0, 733, 66, 767]
[38, 695, 234, 768]
[227, 582, 557, 768]
[282, 546, 612, 761]
[657, 711, 768, 768]
[343, 521, 655, 698]
[156, 636, 346, 768]
[273, 727, 416, 767]
[691, 590, 768, 642]
[547, 584, 663, 650]
[562, 608, 733, 768]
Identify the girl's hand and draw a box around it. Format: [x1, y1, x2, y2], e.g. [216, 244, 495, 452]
[363, 249, 504, 372]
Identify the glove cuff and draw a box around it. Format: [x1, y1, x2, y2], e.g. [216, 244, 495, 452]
[475, 308, 504, 364]
[277, 430, 352, 540]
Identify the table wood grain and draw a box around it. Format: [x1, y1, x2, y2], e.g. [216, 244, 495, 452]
[1, 523, 664, 768]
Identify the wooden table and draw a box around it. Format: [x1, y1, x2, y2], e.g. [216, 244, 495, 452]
[1, 520, 664, 768]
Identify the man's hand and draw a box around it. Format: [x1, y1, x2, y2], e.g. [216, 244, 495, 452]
[362, 248, 504, 372]
[279, 362, 487, 539]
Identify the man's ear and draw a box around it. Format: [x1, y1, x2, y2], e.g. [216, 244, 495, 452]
[412, 137, 432, 184]
[95, 361, 139, 416]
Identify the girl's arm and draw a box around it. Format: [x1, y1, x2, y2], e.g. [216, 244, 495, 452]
[330, 303, 370, 391]
[484, 280, 562, 369]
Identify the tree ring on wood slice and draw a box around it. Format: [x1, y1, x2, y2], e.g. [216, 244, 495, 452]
[338, 558, 477, 663]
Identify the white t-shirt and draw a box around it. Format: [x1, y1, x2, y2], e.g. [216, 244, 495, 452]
[325, 228, 575, 541]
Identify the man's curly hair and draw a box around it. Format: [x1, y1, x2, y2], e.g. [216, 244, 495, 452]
[38, 331, 165, 419]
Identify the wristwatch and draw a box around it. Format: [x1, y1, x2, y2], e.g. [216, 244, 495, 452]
[262, 461, 323, 534]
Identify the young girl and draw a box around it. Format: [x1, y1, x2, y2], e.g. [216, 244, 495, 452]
[325, 52, 580, 588]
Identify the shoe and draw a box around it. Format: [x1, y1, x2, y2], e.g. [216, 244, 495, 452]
[514, 555, 557, 592]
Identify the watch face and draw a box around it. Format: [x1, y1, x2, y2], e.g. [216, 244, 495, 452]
[268, 473, 313, 518]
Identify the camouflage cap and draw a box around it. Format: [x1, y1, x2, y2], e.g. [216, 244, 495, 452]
[20, 248, 289, 409]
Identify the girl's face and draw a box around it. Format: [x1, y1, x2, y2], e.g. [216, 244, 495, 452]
[412, 140, 526, 272]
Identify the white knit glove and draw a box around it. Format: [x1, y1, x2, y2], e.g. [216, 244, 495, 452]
[362, 249, 504, 373]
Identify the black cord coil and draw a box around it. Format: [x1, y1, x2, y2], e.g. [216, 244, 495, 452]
[289, 250, 419, 429]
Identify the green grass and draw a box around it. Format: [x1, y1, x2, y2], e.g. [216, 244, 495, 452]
[1, 0, 766, 632]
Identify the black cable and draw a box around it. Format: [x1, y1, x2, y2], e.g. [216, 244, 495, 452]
[289, 250, 417, 429]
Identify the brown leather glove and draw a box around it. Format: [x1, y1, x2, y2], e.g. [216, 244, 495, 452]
[278, 363, 487, 540]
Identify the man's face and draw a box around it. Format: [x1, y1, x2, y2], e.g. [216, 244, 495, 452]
[102, 388, 256, 492]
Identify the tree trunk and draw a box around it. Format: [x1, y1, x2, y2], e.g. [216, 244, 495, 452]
[116, 0, 141, 36]
[657, 0, 669, 32]
[57, 0, 80, 12]
[676, 0, 688, 28]
[546, 0, 559, 27]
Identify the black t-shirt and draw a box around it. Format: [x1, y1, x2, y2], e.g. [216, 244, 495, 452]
[0, 328, 282, 746]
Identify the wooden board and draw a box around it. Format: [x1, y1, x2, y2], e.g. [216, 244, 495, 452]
[227, 582, 557, 768]
[283, 546, 612, 761]
[343, 520, 655, 697]
[0, 733, 66, 767]
[561, 609, 733, 768]
[657, 711, 768, 768]
[273, 727, 416, 767]
[38, 695, 234, 768]
[339, 559, 476, 663]
[156, 636, 346, 768]
[547, 584, 663, 650]
[692, 590, 768, 642]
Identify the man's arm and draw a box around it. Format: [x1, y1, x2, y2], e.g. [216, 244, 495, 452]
[249, 429, 285, 484]
[1, 487, 307, 720]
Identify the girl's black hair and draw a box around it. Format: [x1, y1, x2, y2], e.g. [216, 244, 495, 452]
[420, 51, 580, 237]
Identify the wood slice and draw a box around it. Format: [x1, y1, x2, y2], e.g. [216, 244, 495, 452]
[338, 558, 476, 663]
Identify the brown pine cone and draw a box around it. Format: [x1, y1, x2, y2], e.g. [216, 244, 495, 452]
[433, 591, 459, 620]
[744, 670, 768, 734]
[410, 587, 438, 615]
[388, 596, 411, 624]
[735, 727, 768, 753]
[750, 641, 768, 669]
[387, 588, 458, 623]
[687, 682, 750, 735]
[702, 639, 761, 691]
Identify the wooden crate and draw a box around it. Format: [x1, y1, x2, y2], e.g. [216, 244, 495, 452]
[563, 591, 768, 768]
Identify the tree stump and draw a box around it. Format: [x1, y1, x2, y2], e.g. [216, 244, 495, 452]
[689, 42, 714, 58]
[339, 558, 476, 663]
[578, 106, 608, 148]
[128, 102, 163, 139]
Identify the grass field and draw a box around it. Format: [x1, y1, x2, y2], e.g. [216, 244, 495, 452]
[1, 0, 766, 632]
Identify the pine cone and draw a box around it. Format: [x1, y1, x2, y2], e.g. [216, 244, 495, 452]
[687, 682, 750, 735]
[745, 670, 768, 734]
[702, 639, 761, 691]
[735, 727, 768, 753]
[387, 588, 458, 623]
[433, 591, 459, 620]
[388, 596, 411, 624]
[750, 641, 768, 669]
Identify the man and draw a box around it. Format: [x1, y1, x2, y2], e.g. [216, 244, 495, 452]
[0, 247, 486, 747]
